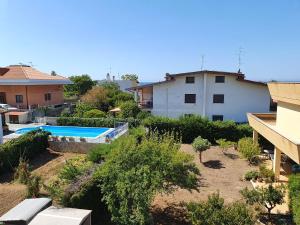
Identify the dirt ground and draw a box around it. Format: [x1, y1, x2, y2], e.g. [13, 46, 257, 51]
[0, 150, 81, 216]
[152, 144, 256, 224]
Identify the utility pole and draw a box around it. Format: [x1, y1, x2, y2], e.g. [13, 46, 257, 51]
[238, 47, 243, 73]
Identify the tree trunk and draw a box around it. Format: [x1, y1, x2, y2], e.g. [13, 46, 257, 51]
[267, 208, 272, 221]
[199, 152, 202, 163]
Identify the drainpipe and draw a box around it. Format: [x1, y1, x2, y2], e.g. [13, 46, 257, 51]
[0, 115, 3, 144]
[202, 73, 207, 117]
[25, 86, 29, 109]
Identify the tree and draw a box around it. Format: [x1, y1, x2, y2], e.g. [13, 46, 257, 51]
[80, 86, 109, 111]
[187, 192, 256, 225]
[120, 101, 141, 118]
[83, 109, 106, 118]
[51, 70, 57, 76]
[73, 102, 95, 117]
[97, 134, 199, 225]
[121, 74, 138, 81]
[240, 185, 285, 221]
[64, 74, 96, 96]
[216, 139, 235, 153]
[192, 136, 211, 163]
[237, 138, 261, 164]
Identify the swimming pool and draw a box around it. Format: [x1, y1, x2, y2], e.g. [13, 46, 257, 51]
[15, 125, 113, 138]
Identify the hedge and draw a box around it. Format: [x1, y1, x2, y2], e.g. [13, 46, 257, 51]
[288, 174, 300, 225]
[0, 130, 50, 173]
[143, 115, 252, 144]
[57, 117, 140, 128]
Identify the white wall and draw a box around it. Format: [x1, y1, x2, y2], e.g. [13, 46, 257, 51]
[151, 73, 270, 122]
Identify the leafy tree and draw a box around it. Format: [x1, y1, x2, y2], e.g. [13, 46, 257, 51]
[80, 86, 109, 111]
[73, 102, 95, 117]
[187, 192, 256, 225]
[121, 74, 138, 81]
[83, 109, 106, 118]
[237, 137, 261, 164]
[216, 139, 235, 153]
[51, 70, 57, 76]
[64, 74, 96, 96]
[120, 101, 141, 118]
[192, 136, 211, 163]
[97, 134, 199, 225]
[240, 185, 285, 220]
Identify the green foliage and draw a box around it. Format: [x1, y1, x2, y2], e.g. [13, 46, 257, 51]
[73, 102, 95, 117]
[143, 115, 252, 144]
[259, 165, 275, 183]
[237, 138, 261, 164]
[97, 134, 199, 225]
[87, 144, 113, 163]
[288, 174, 300, 225]
[83, 109, 106, 118]
[216, 139, 235, 152]
[120, 101, 141, 118]
[241, 185, 285, 220]
[121, 74, 138, 81]
[57, 117, 140, 128]
[64, 74, 96, 96]
[192, 136, 211, 152]
[59, 157, 93, 181]
[27, 175, 42, 198]
[0, 130, 50, 173]
[187, 192, 256, 225]
[136, 111, 152, 120]
[244, 170, 260, 181]
[14, 158, 31, 184]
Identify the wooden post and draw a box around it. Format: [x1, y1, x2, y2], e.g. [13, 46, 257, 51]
[253, 130, 258, 144]
[273, 147, 281, 180]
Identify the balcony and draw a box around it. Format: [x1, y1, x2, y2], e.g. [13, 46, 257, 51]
[139, 100, 153, 109]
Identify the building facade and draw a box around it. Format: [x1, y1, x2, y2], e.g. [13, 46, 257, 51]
[248, 82, 300, 180]
[0, 65, 71, 109]
[130, 70, 271, 122]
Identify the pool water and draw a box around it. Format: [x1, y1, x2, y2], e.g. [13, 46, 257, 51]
[15, 126, 111, 138]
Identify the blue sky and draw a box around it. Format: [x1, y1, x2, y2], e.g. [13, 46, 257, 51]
[0, 0, 300, 82]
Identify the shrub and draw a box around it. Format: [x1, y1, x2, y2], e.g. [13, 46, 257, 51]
[216, 139, 235, 152]
[120, 101, 141, 118]
[136, 111, 152, 120]
[288, 174, 300, 225]
[27, 175, 42, 198]
[143, 115, 252, 144]
[241, 184, 285, 221]
[57, 117, 140, 128]
[259, 165, 275, 183]
[83, 109, 106, 118]
[98, 133, 199, 225]
[192, 136, 211, 163]
[187, 192, 256, 225]
[59, 157, 93, 181]
[14, 158, 31, 184]
[244, 170, 260, 181]
[87, 144, 112, 163]
[0, 130, 50, 173]
[237, 138, 261, 164]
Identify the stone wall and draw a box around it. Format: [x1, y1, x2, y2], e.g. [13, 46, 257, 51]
[49, 141, 99, 154]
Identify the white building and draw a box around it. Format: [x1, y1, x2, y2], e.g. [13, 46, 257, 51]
[97, 73, 138, 93]
[129, 70, 271, 122]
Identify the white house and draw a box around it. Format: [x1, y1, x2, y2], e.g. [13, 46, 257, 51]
[97, 73, 138, 93]
[129, 70, 271, 122]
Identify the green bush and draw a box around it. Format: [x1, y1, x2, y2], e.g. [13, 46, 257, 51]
[0, 130, 50, 173]
[259, 165, 275, 183]
[83, 109, 106, 118]
[288, 174, 300, 225]
[187, 192, 256, 225]
[237, 138, 261, 164]
[244, 170, 260, 181]
[14, 158, 31, 184]
[87, 144, 112, 163]
[120, 101, 141, 118]
[57, 117, 140, 128]
[27, 175, 42, 198]
[143, 115, 252, 144]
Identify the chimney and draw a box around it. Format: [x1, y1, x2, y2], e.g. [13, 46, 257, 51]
[106, 73, 111, 81]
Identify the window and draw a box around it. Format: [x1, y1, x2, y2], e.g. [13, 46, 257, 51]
[213, 94, 224, 103]
[215, 76, 225, 83]
[185, 94, 196, 103]
[212, 115, 224, 121]
[16, 95, 23, 103]
[44, 93, 51, 101]
[185, 76, 195, 83]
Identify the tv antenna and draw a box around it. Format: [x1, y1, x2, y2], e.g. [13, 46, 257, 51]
[201, 55, 205, 70]
[28, 62, 36, 67]
[238, 47, 243, 72]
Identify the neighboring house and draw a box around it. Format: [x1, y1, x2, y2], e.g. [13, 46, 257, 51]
[0, 65, 72, 109]
[97, 73, 138, 93]
[129, 70, 271, 122]
[248, 82, 300, 180]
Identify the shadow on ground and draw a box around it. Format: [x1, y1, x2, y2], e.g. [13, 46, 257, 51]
[152, 203, 191, 225]
[203, 160, 225, 169]
[223, 152, 239, 160]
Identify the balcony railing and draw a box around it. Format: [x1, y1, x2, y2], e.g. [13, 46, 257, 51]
[139, 100, 153, 109]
